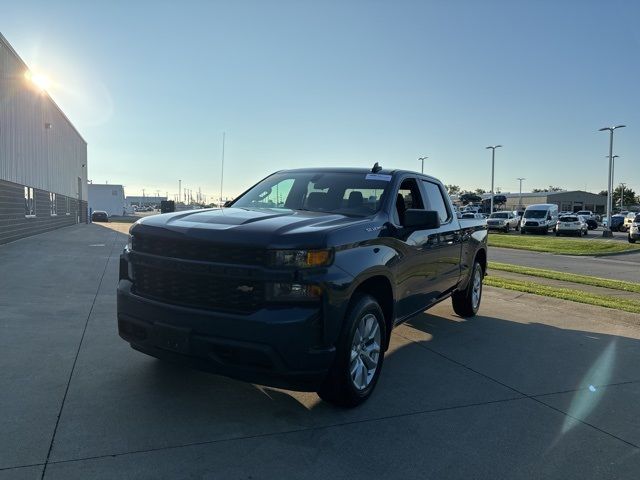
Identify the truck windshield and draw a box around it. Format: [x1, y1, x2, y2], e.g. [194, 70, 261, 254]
[231, 171, 391, 216]
[524, 210, 547, 219]
[490, 213, 508, 218]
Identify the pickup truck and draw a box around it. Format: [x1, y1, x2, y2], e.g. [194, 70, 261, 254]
[486, 211, 520, 232]
[117, 166, 488, 407]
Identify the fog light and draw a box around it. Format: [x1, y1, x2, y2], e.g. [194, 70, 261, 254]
[267, 283, 322, 302]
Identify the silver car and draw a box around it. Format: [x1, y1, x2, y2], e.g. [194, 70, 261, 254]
[555, 215, 588, 236]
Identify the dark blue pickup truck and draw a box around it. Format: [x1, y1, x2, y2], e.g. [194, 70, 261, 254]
[117, 166, 488, 406]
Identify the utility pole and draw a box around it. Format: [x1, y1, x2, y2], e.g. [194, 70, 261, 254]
[179, 180, 182, 203]
[620, 183, 626, 210]
[517, 178, 525, 210]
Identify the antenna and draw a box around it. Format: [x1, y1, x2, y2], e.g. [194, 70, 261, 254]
[371, 162, 382, 173]
[220, 132, 225, 207]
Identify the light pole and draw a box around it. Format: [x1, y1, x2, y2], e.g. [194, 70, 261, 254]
[418, 156, 428, 174]
[620, 182, 626, 210]
[598, 125, 625, 237]
[517, 177, 525, 210]
[610, 155, 619, 192]
[486, 145, 502, 214]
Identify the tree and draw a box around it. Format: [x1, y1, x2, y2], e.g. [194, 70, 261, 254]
[613, 186, 637, 207]
[446, 184, 461, 195]
[460, 192, 482, 204]
[532, 186, 564, 193]
[598, 190, 608, 196]
[475, 188, 486, 195]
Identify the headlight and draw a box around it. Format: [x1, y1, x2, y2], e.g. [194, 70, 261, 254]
[266, 283, 322, 302]
[270, 249, 333, 268]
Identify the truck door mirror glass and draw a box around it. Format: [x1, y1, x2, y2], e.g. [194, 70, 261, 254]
[402, 209, 440, 229]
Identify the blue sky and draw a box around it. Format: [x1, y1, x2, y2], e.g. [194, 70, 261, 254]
[3, 0, 639, 200]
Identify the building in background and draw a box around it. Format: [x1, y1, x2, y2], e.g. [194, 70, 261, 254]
[125, 195, 167, 209]
[88, 184, 126, 216]
[480, 191, 607, 213]
[0, 33, 87, 244]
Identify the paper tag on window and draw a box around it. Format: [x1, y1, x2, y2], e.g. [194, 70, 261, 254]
[365, 174, 392, 181]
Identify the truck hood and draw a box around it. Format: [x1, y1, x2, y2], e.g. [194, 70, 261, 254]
[131, 207, 369, 248]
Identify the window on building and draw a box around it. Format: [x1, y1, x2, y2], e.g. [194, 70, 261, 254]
[24, 187, 35, 217]
[66, 197, 71, 215]
[50, 192, 57, 216]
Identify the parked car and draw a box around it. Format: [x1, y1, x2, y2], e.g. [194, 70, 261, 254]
[629, 214, 640, 243]
[575, 210, 594, 220]
[520, 204, 559, 234]
[118, 166, 488, 407]
[487, 211, 520, 232]
[556, 215, 587, 236]
[91, 210, 109, 222]
[621, 212, 638, 232]
[604, 214, 626, 231]
[461, 212, 485, 219]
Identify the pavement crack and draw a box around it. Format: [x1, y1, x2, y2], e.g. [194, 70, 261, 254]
[40, 231, 121, 480]
[44, 396, 526, 468]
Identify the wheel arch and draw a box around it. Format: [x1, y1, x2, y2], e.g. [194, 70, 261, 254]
[350, 274, 395, 350]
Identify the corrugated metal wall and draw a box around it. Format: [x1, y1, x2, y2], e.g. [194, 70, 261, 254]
[0, 33, 87, 200]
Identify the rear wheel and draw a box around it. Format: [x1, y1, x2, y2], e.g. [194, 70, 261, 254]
[630, 235, 637, 244]
[318, 294, 386, 407]
[452, 260, 484, 318]
[504, 224, 510, 233]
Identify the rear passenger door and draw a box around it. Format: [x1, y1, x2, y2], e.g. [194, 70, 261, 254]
[419, 180, 463, 295]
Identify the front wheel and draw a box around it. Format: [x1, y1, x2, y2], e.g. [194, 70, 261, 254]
[318, 294, 386, 407]
[452, 260, 484, 318]
[504, 224, 510, 233]
[630, 235, 637, 244]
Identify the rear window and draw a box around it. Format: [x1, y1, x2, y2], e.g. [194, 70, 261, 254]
[490, 213, 509, 218]
[560, 216, 578, 222]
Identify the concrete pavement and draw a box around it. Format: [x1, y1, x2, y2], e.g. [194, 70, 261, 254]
[1, 224, 639, 479]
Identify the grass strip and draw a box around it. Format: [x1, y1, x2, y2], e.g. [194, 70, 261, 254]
[488, 234, 639, 255]
[485, 276, 640, 314]
[489, 262, 640, 293]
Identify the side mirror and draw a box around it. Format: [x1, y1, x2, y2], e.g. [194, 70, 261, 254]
[403, 209, 440, 229]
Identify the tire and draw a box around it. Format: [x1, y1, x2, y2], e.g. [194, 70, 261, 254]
[520, 228, 526, 235]
[555, 231, 560, 237]
[504, 224, 510, 233]
[317, 294, 386, 407]
[583, 229, 588, 236]
[630, 235, 637, 244]
[452, 260, 484, 318]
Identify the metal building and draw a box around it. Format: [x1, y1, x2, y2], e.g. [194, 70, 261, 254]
[0, 32, 87, 244]
[481, 191, 607, 213]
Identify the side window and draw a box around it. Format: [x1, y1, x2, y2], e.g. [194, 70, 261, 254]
[392, 178, 424, 225]
[421, 180, 451, 224]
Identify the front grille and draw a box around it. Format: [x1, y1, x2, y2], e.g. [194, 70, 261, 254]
[132, 264, 264, 313]
[133, 235, 266, 265]
[525, 221, 539, 227]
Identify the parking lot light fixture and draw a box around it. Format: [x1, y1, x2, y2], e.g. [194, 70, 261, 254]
[418, 156, 428, 174]
[486, 145, 502, 214]
[598, 125, 625, 237]
[517, 178, 525, 210]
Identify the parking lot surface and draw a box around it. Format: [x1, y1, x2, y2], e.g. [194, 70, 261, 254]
[1, 224, 639, 479]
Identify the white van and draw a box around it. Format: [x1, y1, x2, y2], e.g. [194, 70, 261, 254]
[520, 204, 559, 234]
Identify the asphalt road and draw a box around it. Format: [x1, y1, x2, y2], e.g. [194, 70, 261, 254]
[1, 224, 639, 479]
[491, 247, 640, 282]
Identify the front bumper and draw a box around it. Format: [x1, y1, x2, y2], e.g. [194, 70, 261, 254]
[117, 279, 336, 391]
[487, 223, 508, 230]
[521, 225, 550, 233]
[630, 230, 640, 239]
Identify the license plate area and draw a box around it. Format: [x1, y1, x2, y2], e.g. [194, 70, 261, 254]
[153, 323, 191, 354]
